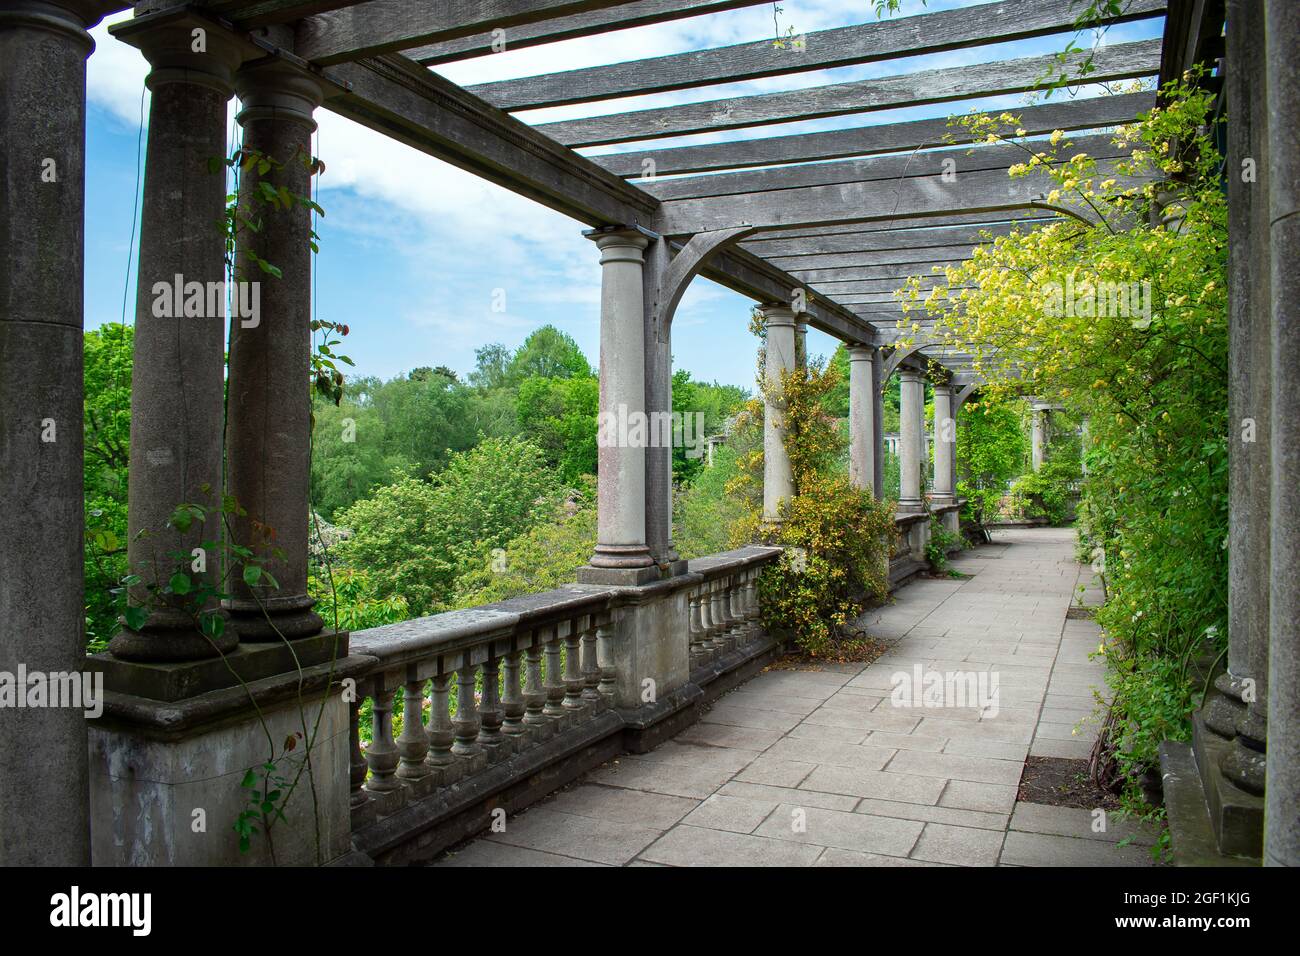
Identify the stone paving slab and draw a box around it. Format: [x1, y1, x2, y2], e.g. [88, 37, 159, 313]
[435, 528, 1156, 868]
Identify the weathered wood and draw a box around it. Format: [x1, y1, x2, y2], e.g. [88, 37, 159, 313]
[469, 0, 1165, 110]
[742, 223, 1033, 257]
[322, 55, 656, 226]
[736, 209, 1052, 241]
[296, 0, 644, 64]
[652, 227, 756, 332]
[813, 278, 957, 295]
[769, 245, 982, 271]
[199, 0, 358, 25]
[408, 0, 772, 65]
[789, 262, 967, 284]
[654, 162, 1148, 234]
[643, 133, 1126, 200]
[535, 39, 1163, 147]
[593, 91, 1157, 177]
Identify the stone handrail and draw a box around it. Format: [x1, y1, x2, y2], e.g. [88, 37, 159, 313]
[344, 546, 785, 835]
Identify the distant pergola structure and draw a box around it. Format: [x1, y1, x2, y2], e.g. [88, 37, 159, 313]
[2, 0, 1294, 869]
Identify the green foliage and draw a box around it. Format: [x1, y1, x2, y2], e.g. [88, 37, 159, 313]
[901, 75, 1228, 808]
[674, 444, 753, 560]
[728, 352, 895, 656]
[337, 436, 564, 615]
[308, 566, 409, 631]
[1010, 456, 1081, 526]
[956, 397, 1027, 532]
[83, 324, 133, 651]
[453, 482, 598, 606]
[925, 513, 964, 574]
[516, 374, 599, 483]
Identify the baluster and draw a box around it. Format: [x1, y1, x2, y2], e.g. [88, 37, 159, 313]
[396, 676, 430, 782]
[478, 654, 505, 752]
[523, 632, 549, 728]
[597, 611, 618, 702]
[451, 664, 482, 756]
[712, 579, 731, 652]
[502, 647, 527, 737]
[544, 623, 567, 718]
[581, 617, 602, 704]
[563, 616, 587, 711]
[688, 589, 705, 658]
[348, 696, 369, 810]
[365, 683, 400, 793]
[739, 569, 755, 644]
[698, 582, 715, 652]
[427, 673, 455, 772]
[747, 569, 763, 639]
[729, 575, 745, 646]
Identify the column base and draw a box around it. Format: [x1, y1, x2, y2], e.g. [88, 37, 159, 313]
[896, 497, 925, 514]
[226, 594, 324, 641]
[108, 608, 238, 662]
[577, 564, 661, 586]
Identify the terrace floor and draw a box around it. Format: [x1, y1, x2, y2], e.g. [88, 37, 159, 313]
[433, 527, 1161, 867]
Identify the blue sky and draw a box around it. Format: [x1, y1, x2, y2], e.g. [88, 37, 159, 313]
[83, 0, 1164, 390]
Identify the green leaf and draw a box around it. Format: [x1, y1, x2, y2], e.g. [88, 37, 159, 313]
[243, 564, 263, 587]
[123, 605, 149, 632]
[169, 572, 192, 595]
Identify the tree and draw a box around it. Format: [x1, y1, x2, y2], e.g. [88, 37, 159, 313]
[507, 325, 591, 382]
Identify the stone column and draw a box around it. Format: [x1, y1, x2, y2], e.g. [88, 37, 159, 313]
[580, 228, 655, 583]
[1265, 0, 1299, 869]
[1215, 0, 1270, 756]
[761, 305, 797, 523]
[225, 61, 324, 638]
[932, 383, 955, 503]
[0, 0, 115, 867]
[794, 314, 807, 370]
[108, 17, 242, 661]
[872, 347, 885, 498]
[916, 374, 929, 492]
[897, 367, 924, 513]
[847, 345, 875, 494]
[1030, 405, 1046, 471]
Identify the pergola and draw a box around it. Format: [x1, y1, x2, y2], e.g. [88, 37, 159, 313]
[2, 0, 1294, 870]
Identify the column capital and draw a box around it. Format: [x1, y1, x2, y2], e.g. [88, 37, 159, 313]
[758, 303, 797, 327]
[846, 343, 874, 361]
[898, 365, 924, 383]
[0, 0, 117, 48]
[235, 58, 325, 128]
[932, 382, 956, 398]
[587, 227, 649, 264]
[110, 9, 249, 96]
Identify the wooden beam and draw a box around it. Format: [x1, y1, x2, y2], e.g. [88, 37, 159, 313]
[788, 261, 967, 284]
[296, 0, 644, 64]
[198, 1, 359, 25]
[654, 161, 1148, 234]
[408, 0, 773, 65]
[642, 133, 1125, 200]
[748, 209, 1054, 241]
[813, 278, 956, 295]
[469, 0, 1165, 110]
[322, 55, 656, 226]
[741, 223, 1032, 257]
[768, 245, 982, 270]
[534, 39, 1163, 147]
[593, 90, 1157, 178]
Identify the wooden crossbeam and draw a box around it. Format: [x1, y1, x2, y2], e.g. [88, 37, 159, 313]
[741, 222, 1032, 257]
[534, 39, 1163, 147]
[408, 0, 773, 65]
[593, 91, 1155, 178]
[654, 161, 1148, 234]
[747, 209, 1054, 241]
[296, 0, 645, 64]
[788, 261, 967, 284]
[642, 133, 1125, 200]
[812, 277, 955, 295]
[768, 245, 983, 270]
[322, 54, 655, 225]
[199, 1, 359, 25]
[468, 0, 1165, 110]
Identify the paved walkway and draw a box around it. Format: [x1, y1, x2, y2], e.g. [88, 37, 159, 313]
[435, 528, 1158, 867]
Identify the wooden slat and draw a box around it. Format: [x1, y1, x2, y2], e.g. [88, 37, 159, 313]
[469, 0, 1165, 110]
[741, 223, 1030, 257]
[655, 161, 1148, 234]
[296, 0, 644, 64]
[768, 245, 983, 270]
[534, 39, 1163, 147]
[644, 133, 1125, 200]
[769, 244, 977, 270]
[812, 277, 954, 295]
[199, 0, 359, 25]
[408, 0, 773, 65]
[593, 91, 1156, 178]
[753, 209, 1055, 241]
[322, 54, 655, 225]
[788, 261, 968, 283]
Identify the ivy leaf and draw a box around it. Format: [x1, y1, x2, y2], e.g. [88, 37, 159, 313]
[122, 605, 149, 632]
[243, 564, 263, 587]
[169, 572, 192, 595]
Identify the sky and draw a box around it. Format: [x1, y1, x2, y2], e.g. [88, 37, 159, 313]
[83, 0, 1164, 390]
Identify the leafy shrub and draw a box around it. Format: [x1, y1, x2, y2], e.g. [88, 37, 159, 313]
[337, 436, 563, 614]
